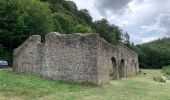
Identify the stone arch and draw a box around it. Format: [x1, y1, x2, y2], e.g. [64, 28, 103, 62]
[111, 57, 118, 79]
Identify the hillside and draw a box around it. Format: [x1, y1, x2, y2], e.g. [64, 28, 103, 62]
[134, 38, 170, 68]
[0, 0, 123, 65]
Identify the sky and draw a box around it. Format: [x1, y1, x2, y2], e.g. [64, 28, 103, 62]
[69, 0, 170, 44]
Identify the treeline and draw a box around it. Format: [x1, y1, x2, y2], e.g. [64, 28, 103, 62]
[0, 0, 123, 65]
[130, 38, 170, 69]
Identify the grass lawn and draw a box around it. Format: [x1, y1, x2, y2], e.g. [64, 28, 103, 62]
[162, 65, 170, 80]
[0, 69, 170, 100]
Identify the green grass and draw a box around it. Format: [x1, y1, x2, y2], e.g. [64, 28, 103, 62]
[0, 69, 170, 100]
[162, 65, 170, 79]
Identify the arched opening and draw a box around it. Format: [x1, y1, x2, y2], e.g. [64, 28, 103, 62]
[119, 59, 125, 79]
[111, 57, 117, 79]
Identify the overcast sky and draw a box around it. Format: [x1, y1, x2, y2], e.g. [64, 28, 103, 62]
[70, 0, 170, 44]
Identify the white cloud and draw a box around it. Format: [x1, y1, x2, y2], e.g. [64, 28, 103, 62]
[140, 13, 170, 42]
[70, 0, 170, 44]
[69, 0, 103, 20]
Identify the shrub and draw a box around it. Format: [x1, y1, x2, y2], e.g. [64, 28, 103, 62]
[73, 24, 92, 33]
[162, 65, 170, 80]
[162, 65, 170, 75]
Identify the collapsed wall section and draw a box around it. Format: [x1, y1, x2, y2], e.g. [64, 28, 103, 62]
[40, 32, 100, 84]
[13, 35, 43, 74]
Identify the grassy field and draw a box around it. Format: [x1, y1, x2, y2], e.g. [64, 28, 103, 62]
[162, 65, 170, 80]
[0, 69, 170, 100]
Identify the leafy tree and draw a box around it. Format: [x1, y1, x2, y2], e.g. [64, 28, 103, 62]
[0, 0, 54, 48]
[63, 1, 78, 12]
[121, 31, 130, 46]
[77, 9, 92, 25]
[0, 0, 124, 65]
[133, 38, 170, 69]
[53, 12, 75, 34]
[93, 19, 122, 44]
[0, 0, 54, 64]
[73, 24, 92, 33]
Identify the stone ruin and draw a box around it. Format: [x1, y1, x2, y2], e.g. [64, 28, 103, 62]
[13, 32, 139, 85]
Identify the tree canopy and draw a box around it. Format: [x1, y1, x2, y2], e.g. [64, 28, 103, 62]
[130, 38, 170, 69]
[0, 0, 124, 65]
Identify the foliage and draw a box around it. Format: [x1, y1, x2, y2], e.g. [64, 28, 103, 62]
[53, 12, 75, 33]
[0, 44, 12, 65]
[73, 24, 92, 33]
[130, 38, 170, 69]
[162, 65, 170, 79]
[0, 0, 54, 49]
[163, 65, 170, 75]
[121, 32, 130, 46]
[77, 9, 92, 25]
[0, 0, 123, 65]
[93, 18, 122, 44]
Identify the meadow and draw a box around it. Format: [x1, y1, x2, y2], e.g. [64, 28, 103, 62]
[0, 69, 170, 100]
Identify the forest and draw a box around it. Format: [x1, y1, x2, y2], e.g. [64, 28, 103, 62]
[0, 0, 170, 69]
[131, 38, 170, 69]
[0, 0, 123, 65]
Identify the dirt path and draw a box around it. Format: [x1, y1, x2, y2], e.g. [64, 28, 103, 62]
[166, 80, 170, 83]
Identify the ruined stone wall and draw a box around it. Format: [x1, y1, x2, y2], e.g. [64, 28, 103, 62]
[13, 32, 139, 85]
[96, 37, 120, 84]
[103, 43, 139, 79]
[40, 32, 99, 84]
[116, 44, 139, 77]
[13, 35, 43, 74]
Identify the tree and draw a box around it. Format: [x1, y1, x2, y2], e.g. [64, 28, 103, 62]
[121, 31, 130, 46]
[73, 24, 92, 33]
[0, 0, 126, 65]
[53, 12, 75, 34]
[77, 9, 92, 25]
[93, 18, 122, 44]
[0, 0, 54, 49]
[63, 1, 78, 12]
[0, 0, 54, 64]
[135, 38, 170, 69]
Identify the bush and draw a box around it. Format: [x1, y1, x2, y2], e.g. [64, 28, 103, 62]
[162, 65, 170, 80]
[73, 24, 92, 33]
[162, 65, 170, 75]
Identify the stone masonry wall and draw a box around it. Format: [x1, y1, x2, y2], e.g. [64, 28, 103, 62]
[40, 33, 99, 84]
[13, 35, 42, 74]
[116, 44, 139, 77]
[13, 32, 139, 85]
[96, 37, 119, 84]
